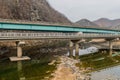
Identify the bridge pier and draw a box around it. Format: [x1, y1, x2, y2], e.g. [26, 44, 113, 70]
[69, 41, 74, 57]
[9, 41, 30, 61]
[75, 42, 79, 57]
[68, 40, 80, 58]
[17, 46, 22, 58]
[109, 41, 113, 56]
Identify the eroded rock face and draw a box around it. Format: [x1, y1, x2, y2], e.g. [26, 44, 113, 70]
[0, 0, 71, 24]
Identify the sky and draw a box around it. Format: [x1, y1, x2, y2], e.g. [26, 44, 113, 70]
[47, 0, 120, 22]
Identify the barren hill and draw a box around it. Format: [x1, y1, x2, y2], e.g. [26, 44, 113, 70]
[0, 0, 71, 24]
[75, 19, 99, 27]
[94, 18, 120, 27]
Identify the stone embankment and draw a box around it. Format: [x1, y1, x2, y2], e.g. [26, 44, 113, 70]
[51, 56, 90, 80]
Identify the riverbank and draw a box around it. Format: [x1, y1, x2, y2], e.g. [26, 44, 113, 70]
[51, 56, 90, 80]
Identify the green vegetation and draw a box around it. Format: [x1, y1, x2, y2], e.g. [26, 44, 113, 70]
[76, 51, 120, 73]
[0, 58, 58, 80]
[22, 62, 57, 80]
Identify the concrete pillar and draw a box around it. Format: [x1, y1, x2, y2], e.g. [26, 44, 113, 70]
[69, 40, 74, 57]
[17, 46, 23, 58]
[75, 43, 79, 57]
[69, 40, 74, 48]
[109, 41, 113, 56]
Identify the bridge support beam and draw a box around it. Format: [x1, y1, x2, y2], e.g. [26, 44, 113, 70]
[17, 46, 22, 58]
[68, 40, 80, 58]
[75, 42, 79, 59]
[9, 41, 30, 61]
[68, 41, 74, 57]
[109, 41, 113, 56]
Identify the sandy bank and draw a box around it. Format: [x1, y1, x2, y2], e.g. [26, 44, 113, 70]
[51, 56, 90, 80]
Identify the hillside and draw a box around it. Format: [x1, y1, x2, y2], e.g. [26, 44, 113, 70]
[75, 19, 99, 27]
[76, 18, 120, 28]
[0, 0, 71, 24]
[94, 18, 120, 27]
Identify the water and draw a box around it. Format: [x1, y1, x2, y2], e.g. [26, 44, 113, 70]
[1, 48, 120, 80]
[0, 44, 63, 80]
[91, 65, 120, 80]
[0, 60, 56, 80]
[78, 51, 120, 80]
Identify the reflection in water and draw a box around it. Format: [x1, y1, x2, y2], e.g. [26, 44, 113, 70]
[0, 59, 56, 80]
[77, 51, 120, 80]
[1, 49, 120, 80]
[17, 61, 25, 80]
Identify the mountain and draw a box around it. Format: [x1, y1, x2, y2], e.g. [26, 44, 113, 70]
[76, 19, 99, 27]
[93, 18, 120, 27]
[0, 0, 71, 24]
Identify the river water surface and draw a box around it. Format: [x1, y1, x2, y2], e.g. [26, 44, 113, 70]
[77, 51, 120, 80]
[0, 50, 120, 80]
[0, 59, 57, 80]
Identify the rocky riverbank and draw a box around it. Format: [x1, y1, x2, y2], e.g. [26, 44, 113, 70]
[51, 56, 90, 80]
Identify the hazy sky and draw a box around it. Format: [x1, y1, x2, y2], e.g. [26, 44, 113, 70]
[47, 0, 120, 22]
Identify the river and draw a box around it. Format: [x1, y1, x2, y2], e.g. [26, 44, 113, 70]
[0, 49, 120, 80]
[77, 50, 120, 80]
[0, 59, 57, 80]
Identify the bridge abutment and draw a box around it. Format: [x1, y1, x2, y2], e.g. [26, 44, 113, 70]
[9, 41, 30, 61]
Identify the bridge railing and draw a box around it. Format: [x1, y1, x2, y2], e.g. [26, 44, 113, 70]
[0, 32, 78, 39]
[0, 32, 119, 39]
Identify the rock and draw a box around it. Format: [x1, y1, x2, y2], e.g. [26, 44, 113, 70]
[51, 56, 90, 80]
[48, 60, 56, 65]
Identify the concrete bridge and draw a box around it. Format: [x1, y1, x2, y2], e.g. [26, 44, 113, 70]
[0, 20, 120, 61]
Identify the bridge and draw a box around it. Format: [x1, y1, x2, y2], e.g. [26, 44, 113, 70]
[0, 20, 120, 61]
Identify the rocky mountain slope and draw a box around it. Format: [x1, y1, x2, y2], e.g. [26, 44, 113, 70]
[76, 18, 120, 29]
[76, 19, 99, 27]
[93, 18, 120, 27]
[0, 0, 71, 24]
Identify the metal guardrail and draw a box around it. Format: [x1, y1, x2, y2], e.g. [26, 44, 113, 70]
[0, 32, 119, 40]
